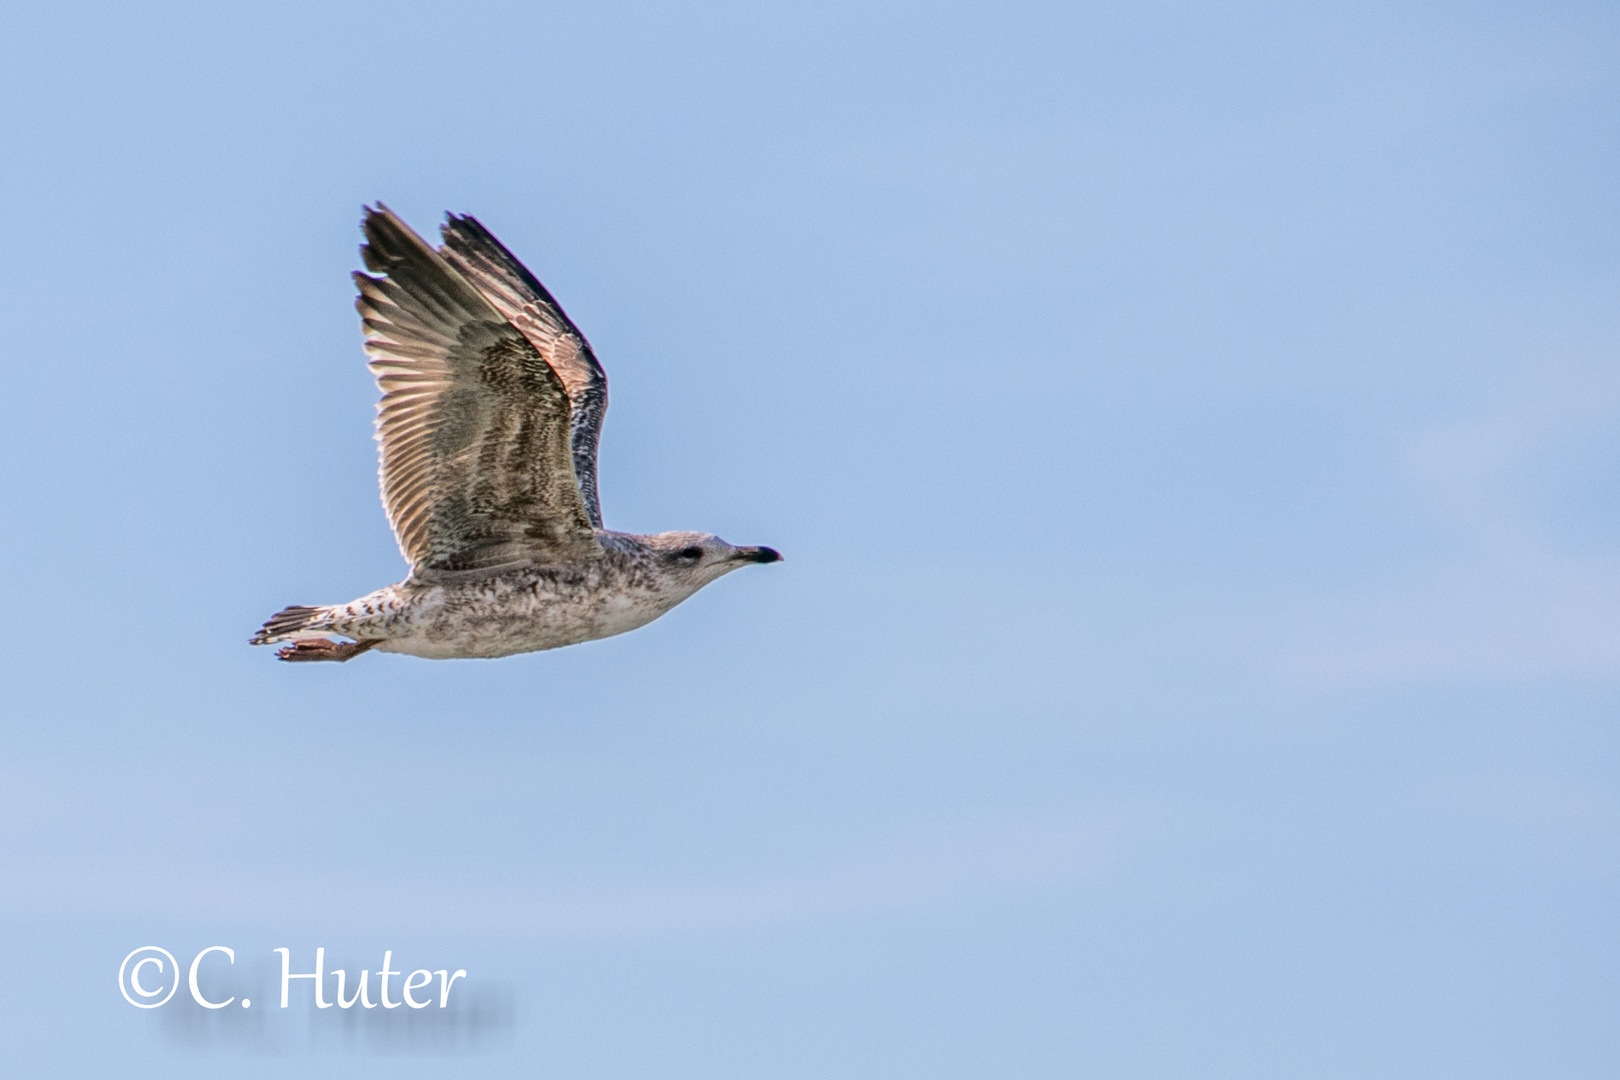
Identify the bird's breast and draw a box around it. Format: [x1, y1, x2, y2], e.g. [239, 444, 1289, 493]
[374, 566, 686, 658]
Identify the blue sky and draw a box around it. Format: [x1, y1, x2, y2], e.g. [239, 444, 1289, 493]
[1, 1, 1617, 1076]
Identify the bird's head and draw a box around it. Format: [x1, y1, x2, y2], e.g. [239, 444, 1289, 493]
[643, 531, 782, 591]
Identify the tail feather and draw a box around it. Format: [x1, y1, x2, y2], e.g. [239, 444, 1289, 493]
[250, 604, 327, 645]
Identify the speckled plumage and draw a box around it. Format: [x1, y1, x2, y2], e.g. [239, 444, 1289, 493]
[252, 206, 780, 662]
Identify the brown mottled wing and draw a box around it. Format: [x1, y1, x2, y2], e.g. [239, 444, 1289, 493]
[438, 214, 609, 528]
[353, 205, 601, 575]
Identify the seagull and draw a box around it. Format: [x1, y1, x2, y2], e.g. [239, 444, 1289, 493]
[251, 205, 781, 662]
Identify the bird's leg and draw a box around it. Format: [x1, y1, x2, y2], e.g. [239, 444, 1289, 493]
[276, 638, 378, 663]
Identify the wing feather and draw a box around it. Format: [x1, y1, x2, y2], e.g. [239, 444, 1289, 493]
[438, 214, 609, 528]
[354, 204, 600, 574]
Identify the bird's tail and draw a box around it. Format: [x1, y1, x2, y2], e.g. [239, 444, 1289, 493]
[250, 604, 334, 645]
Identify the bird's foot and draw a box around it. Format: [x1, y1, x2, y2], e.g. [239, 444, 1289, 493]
[276, 638, 378, 663]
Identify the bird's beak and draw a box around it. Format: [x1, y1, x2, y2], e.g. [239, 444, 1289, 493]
[736, 546, 783, 564]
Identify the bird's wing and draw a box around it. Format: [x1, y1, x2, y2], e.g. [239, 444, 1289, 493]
[354, 204, 601, 575]
[438, 213, 609, 528]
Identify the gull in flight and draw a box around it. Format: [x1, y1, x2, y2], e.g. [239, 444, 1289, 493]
[252, 205, 781, 661]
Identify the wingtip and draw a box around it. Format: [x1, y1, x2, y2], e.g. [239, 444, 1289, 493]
[358, 204, 445, 274]
[440, 210, 490, 246]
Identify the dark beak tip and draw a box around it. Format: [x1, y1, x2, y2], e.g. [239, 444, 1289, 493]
[753, 546, 783, 564]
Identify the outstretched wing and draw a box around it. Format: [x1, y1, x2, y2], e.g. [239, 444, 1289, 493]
[354, 205, 601, 575]
[438, 214, 609, 528]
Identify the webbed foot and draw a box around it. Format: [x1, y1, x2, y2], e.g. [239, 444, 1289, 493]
[276, 638, 378, 663]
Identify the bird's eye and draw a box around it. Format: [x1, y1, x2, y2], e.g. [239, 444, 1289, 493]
[678, 546, 704, 561]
